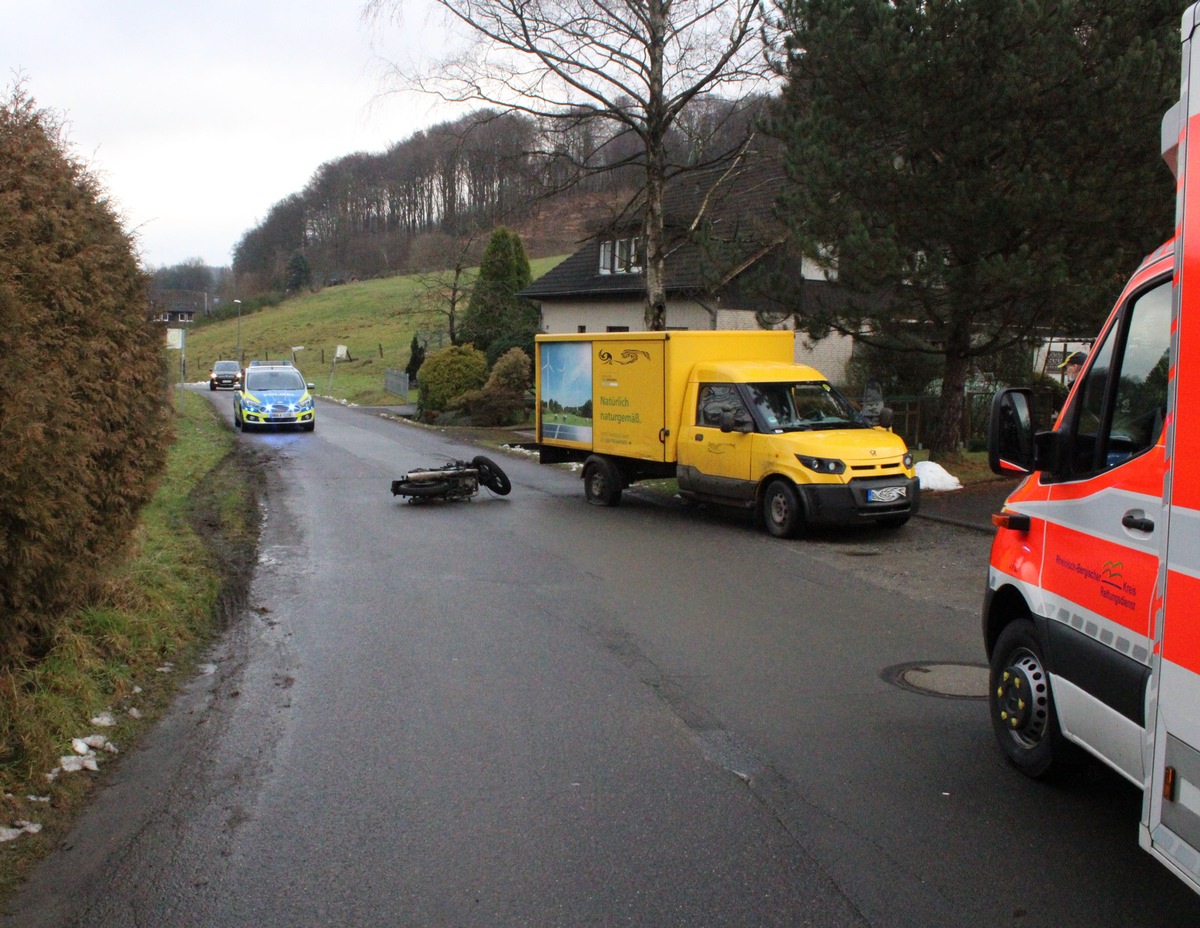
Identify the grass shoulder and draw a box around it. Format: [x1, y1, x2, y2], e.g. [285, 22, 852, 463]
[0, 390, 261, 906]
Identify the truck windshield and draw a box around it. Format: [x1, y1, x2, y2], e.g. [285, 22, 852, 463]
[747, 382, 865, 432]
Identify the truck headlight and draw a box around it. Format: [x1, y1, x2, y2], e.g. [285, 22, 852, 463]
[903, 452, 914, 469]
[796, 454, 846, 475]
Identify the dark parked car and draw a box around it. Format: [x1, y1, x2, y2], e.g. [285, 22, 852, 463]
[209, 360, 242, 391]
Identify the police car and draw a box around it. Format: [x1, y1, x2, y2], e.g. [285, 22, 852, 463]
[233, 363, 316, 432]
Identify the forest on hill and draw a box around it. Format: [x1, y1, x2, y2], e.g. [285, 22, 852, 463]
[230, 101, 764, 295]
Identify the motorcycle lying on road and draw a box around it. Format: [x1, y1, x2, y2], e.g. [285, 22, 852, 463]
[390, 455, 512, 503]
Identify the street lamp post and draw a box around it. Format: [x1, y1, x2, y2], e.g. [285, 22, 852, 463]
[234, 300, 242, 364]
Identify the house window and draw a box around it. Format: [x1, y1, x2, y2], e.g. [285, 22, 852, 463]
[606, 326, 630, 332]
[577, 325, 587, 333]
[598, 237, 642, 275]
[616, 237, 641, 273]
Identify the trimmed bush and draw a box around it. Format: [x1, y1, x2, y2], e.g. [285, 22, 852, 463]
[0, 85, 172, 662]
[417, 344, 487, 414]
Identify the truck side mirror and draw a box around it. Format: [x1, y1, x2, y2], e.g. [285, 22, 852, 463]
[719, 407, 752, 433]
[878, 407, 893, 429]
[988, 388, 1034, 475]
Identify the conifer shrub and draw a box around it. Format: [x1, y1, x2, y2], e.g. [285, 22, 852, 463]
[485, 347, 532, 393]
[454, 388, 527, 427]
[0, 86, 172, 663]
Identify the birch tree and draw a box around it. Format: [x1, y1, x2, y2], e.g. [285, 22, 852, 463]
[366, 0, 771, 328]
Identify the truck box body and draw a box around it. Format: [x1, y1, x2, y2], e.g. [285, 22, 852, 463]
[536, 331, 917, 535]
[982, 4, 1200, 895]
[538, 331, 792, 462]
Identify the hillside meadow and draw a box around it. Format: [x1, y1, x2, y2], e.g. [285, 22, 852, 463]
[179, 256, 566, 406]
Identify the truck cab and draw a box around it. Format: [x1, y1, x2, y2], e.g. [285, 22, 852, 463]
[677, 362, 917, 536]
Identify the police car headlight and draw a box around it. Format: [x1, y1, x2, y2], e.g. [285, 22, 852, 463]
[242, 398, 264, 413]
[297, 395, 313, 412]
[796, 454, 846, 475]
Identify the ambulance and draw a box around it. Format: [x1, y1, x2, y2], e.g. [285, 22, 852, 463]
[984, 6, 1200, 893]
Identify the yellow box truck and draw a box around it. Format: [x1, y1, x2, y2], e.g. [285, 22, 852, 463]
[535, 330, 918, 536]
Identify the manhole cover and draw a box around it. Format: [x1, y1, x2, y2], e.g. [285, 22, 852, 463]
[883, 661, 989, 699]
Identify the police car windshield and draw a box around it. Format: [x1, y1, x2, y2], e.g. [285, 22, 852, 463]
[748, 381, 866, 431]
[247, 369, 305, 392]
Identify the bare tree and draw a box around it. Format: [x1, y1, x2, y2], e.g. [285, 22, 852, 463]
[366, 0, 771, 329]
[412, 230, 482, 346]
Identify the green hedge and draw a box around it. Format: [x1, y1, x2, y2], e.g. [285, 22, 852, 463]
[0, 87, 172, 663]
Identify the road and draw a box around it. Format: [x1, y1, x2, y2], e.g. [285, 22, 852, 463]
[6, 390, 1200, 927]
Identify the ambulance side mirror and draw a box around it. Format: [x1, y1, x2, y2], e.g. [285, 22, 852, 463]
[988, 389, 1034, 475]
[1032, 428, 1068, 476]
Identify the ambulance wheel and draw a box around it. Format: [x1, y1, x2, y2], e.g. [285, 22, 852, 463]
[989, 619, 1079, 779]
[472, 455, 511, 495]
[583, 456, 622, 507]
[762, 479, 802, 538]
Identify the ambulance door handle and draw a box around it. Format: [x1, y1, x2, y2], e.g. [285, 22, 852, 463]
[1122, 512, 1155, 533]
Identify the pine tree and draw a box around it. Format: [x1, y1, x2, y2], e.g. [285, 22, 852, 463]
[406, 333, 426, 382]
[768, 0, 1178, 457]
[285, 251, 311, 293]
[459, 228, 538, 357]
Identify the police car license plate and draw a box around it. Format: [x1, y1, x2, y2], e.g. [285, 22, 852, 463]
[867, 486, 907, 503]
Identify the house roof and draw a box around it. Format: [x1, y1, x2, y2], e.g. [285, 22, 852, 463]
[521, 156, 788, 302]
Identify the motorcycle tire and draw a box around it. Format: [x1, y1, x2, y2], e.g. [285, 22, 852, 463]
[472, 456, 512, 496]
[393, 480, 452, 498]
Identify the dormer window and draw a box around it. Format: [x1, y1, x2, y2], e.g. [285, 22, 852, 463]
[598, 236, 642, 275]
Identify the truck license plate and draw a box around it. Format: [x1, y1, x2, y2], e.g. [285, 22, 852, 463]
[867, 486, 907, 503]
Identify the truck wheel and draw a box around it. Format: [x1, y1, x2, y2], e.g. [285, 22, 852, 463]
[472, 455, 512, 495]
[989, 619, 1080, 780]
[583, 456, 622, 506]
[762, 479, 802, 538]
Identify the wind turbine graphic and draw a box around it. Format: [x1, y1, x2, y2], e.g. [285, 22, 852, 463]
[541, 350, 564, 433]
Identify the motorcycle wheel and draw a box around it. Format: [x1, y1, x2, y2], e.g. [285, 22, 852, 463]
[471, 456, 512, 496]
[393, 480, 452, 498]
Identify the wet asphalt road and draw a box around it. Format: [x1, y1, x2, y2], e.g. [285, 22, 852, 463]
[6, 391, 1200, 927]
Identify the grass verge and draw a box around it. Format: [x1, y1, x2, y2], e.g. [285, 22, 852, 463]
[0, 389, 260, 906]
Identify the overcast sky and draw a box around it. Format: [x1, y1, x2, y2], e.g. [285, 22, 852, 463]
[5, 0, 453, 270]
